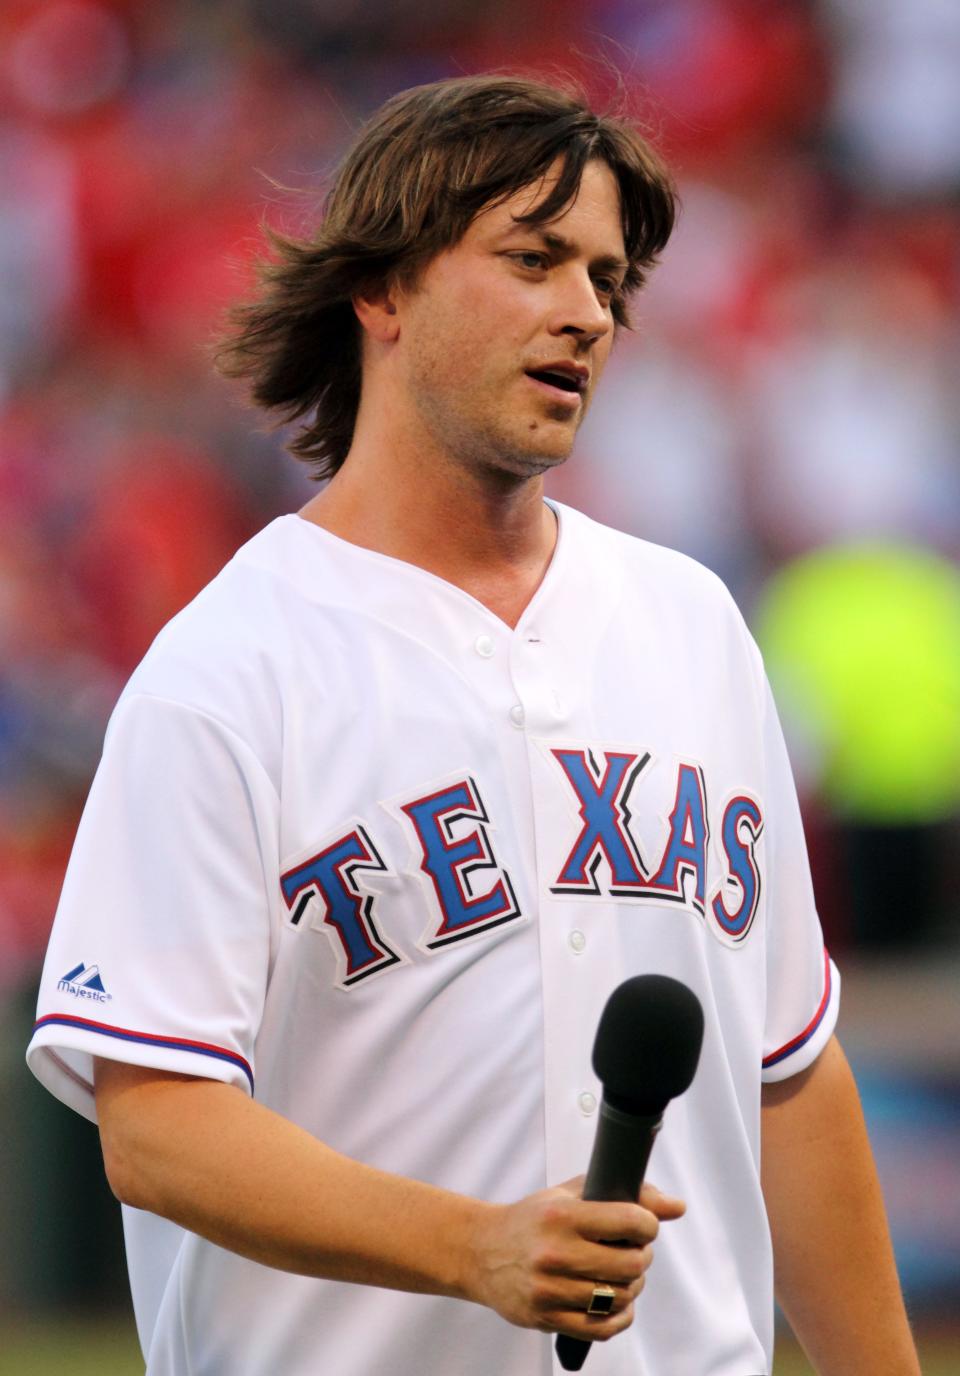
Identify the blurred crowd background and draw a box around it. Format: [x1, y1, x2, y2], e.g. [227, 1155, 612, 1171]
[1, 0, 959, 1363]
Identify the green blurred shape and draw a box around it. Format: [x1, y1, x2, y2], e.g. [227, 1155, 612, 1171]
[0, 986, 128, 1312]
[0, 1318, 142, 1375]
[755, 543, 960, 824]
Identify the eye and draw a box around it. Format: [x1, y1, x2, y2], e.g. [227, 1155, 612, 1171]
[592, 275, 620, 301]
[511, 251, 549, 271]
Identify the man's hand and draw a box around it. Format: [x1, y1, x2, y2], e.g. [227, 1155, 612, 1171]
[464, 1178, 685, 1341]
[95, 1058, 683, 1343]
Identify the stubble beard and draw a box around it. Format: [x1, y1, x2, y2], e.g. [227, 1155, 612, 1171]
[409, 376, 581, 487]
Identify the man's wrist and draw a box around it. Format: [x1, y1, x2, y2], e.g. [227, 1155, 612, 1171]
[452, 1197, 504, 1307]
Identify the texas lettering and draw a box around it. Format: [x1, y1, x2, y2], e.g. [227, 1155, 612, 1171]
[280, 752, 764, 988]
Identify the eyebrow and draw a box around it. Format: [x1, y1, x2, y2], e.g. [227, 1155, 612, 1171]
[503, 224, 629, 277]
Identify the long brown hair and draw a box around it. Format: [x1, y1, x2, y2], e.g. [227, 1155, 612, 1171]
[217, 74, 677, 480]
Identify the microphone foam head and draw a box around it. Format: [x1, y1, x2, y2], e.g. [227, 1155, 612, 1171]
[592, 974, 704, 1115]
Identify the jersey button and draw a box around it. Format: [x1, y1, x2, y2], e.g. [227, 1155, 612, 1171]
[474, 634, 495, 658]
[509, 704, 525, 728]
[578, 1091, 597, 1116]
[568, 929, 586, 953]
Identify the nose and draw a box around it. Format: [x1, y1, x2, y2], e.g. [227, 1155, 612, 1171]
[550, 266, 612, 346]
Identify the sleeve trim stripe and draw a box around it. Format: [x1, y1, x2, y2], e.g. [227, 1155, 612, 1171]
[47, 1045, 95, 1096]
[761, 946, 833, 1069]
[32, 1014, 254, 1092]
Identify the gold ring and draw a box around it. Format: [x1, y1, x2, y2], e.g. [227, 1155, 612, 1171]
[586, 1284, 616, 1316]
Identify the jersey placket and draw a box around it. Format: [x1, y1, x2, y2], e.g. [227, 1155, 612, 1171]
[507, 611, 608, 1197]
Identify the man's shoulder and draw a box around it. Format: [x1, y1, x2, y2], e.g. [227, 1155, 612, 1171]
[118, 517, 313, 739]
[557, 501, 743, 615]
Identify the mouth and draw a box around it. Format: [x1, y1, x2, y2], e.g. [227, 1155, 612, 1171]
[524, 364, 588, 406]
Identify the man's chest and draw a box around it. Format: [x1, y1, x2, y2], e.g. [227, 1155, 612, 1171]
[269, 632, 768, 996]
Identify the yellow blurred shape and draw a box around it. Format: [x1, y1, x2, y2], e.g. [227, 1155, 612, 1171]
[755, 543, 960, 823]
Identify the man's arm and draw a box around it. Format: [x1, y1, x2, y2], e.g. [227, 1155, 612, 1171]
[94, 1058, 684, 1342]
[761, 1034, 920, 1375]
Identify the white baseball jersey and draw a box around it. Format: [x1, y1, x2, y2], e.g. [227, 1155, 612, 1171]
[28, 501, 839, 1376]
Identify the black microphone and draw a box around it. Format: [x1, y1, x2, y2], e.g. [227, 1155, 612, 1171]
[555, 974, 704, 1372]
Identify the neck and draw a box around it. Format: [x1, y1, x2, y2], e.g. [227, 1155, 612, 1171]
[300, 424, 559, 628]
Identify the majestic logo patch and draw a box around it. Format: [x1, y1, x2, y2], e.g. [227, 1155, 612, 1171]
[58, 963, 111, 1003]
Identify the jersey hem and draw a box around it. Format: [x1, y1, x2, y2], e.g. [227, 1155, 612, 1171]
[32, 1012, 254, 1088]
[27, 1019, 254, 1124]
[761, 948, 840, 1082]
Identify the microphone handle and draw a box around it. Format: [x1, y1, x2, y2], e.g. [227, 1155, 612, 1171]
[555, 1102, 662, 1372]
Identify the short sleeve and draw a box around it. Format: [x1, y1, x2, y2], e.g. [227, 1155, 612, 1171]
[26, 692, 280, 1121]
[759, 676, 841, 1082]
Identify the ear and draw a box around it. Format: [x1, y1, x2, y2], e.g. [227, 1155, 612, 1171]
[353, 285, 400, 344]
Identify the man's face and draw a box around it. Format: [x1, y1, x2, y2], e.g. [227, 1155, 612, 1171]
[392, 158, 628, 481]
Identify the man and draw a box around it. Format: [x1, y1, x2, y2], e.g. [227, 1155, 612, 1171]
[28, 76, 919, 1375]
